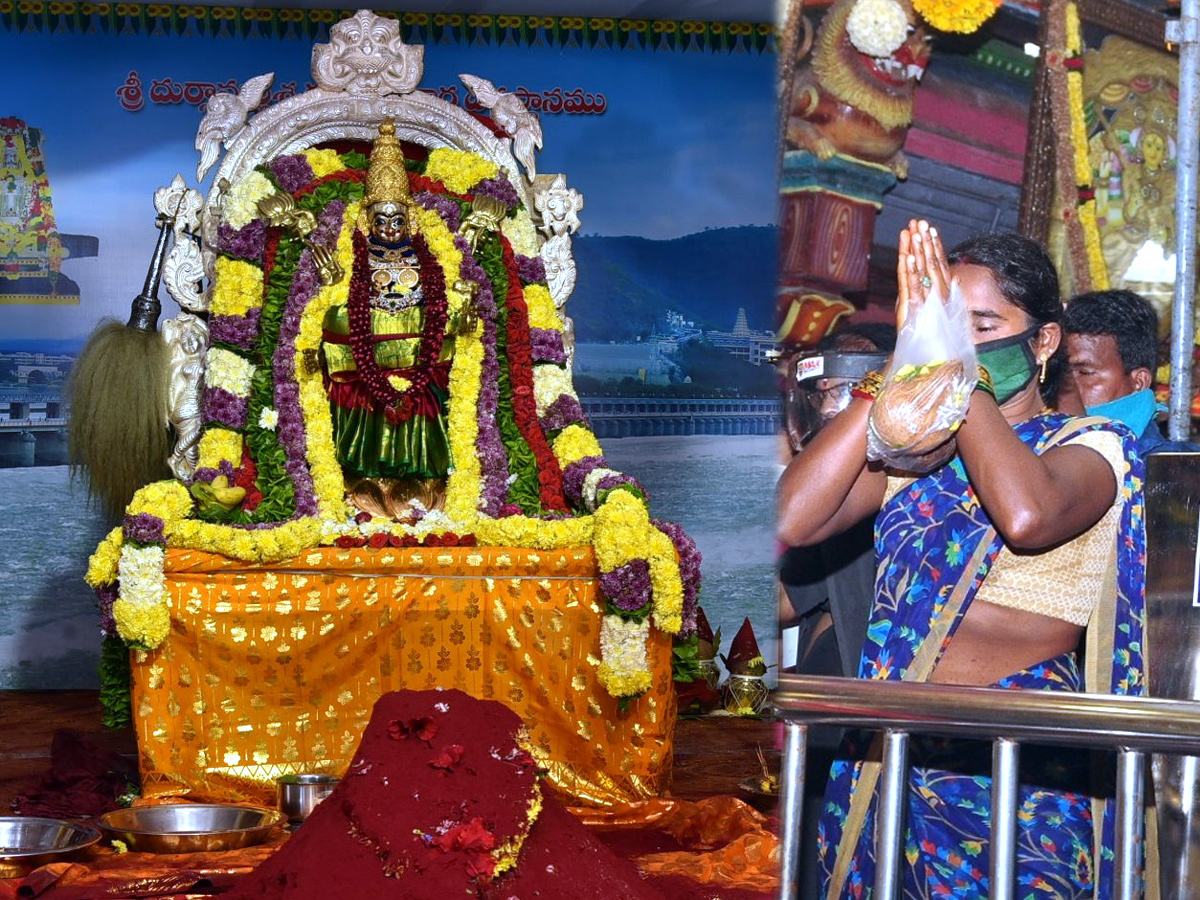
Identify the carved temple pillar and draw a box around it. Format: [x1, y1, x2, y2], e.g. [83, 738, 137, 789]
[776, 150, 898, 350]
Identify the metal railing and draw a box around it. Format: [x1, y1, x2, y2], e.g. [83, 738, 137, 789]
[774, 673, 1200, 900]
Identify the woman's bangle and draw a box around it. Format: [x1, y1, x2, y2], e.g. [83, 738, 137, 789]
[851, 370, 885, 402]
[975, 364, 995, 398]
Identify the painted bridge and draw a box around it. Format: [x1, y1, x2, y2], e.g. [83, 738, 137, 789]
[579, 396, 780, 439]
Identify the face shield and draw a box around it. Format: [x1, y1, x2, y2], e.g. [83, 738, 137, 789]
[784, 349, 890, 450]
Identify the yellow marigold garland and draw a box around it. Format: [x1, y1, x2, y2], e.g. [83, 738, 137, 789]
[128, 481, 194, 521]
[1065, 2, 1110, 289]
[112, 598, 170, 648]
[592, 490, 684, 634]
[912, 0, 1002, 34]
[305, 148, 347, 179]
[552, 424, 604, 466]
[524, 283, 561, 330]
[444, 304, 485, 523]
[196, 428, 245, 471]
[86, 527, 123, 589]
[210, 257, 265, 317]
[425, 147, 500, 195]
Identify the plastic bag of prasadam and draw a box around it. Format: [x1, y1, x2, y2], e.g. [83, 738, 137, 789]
[867, 281, 977, 473]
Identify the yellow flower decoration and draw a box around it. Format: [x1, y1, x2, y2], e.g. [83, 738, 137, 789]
[553, 424, 603, 466]
[1065, 1, 1109, 289]
[411, 205, 469, 319]
[210, 258, 264, 317]
[425, 147, 499, 195]
[297, 201, 358, 520]
[197, 428, 245, 470]
[473, 515, 593, 549]
[444, 308, 485, 522]
[912, 0, 1001, 34]
[524, 284, 561, 331]
[112, 598, 171, 648]
[127, 480, 194, 522]
[305, 148, 347, 179]
[85, 527, 123, 588]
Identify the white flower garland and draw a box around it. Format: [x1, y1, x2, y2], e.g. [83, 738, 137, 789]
[118, 544, 166, 609]
[532, 365, 575, 416]
[205, 347, 256, 398]
[223, 170, 275, 230]
[582, 466, 622, 512]
[846, 0, 908, 58]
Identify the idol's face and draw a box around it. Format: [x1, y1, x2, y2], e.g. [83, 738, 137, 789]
[370, 202, 408, 244]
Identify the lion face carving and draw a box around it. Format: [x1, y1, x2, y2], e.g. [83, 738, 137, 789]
[786, 0, 931, 178]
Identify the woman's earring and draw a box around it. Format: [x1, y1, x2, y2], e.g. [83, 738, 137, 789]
[1038, 356, 1048, 384]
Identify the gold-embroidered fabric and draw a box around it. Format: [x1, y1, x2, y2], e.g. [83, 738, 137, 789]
[132, 545, 675, 807]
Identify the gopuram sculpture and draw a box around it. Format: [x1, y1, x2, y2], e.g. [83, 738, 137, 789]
[78, 10, 699, 808]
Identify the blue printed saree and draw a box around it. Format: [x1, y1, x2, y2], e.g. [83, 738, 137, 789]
[817, 413, 1148, 899]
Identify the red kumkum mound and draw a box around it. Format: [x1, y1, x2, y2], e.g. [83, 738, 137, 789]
[222, 689, 540, 900]
[224, 689, 670, 899]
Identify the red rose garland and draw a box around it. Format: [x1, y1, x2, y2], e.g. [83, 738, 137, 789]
[498, 236, 568, 512]
[347, 229, 450, 425]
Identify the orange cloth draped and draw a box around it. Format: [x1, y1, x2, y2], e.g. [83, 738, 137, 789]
[575, 797, 780, 894]
[131, 545, 675, 807]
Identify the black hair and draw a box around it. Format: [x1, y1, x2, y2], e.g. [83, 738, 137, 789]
[1061, 289, 1159, 374]
[816, 321, 898, 353]
[948, 232, 1064, 404]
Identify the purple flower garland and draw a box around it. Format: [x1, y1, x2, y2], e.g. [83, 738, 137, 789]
[415, 191, 463, 233]
[540, 394, 586, 434]
[123, 512, 166, 546]
[652, 518, 703, 636]
[217, 218, 267, 262]
[562, 455, 605, 508]
[529, 328, 567, 365]
[271, 249, 322, 517]
[474, 176, 520, 211]
[202, 386, 249, 430]
[269, 153, 316, 194]
[210, 308, 263, 349]
[454, 235, 509, 516]
[515, 254, 545, 286]
[599, 558, 652, 614]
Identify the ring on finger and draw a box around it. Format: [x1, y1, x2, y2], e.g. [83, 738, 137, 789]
[920, 275, 932, 289]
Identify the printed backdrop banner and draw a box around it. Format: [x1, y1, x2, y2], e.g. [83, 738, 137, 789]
[0, 6, 778, 689]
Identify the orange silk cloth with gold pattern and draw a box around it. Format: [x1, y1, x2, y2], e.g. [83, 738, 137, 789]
[131, 545, 675, 807]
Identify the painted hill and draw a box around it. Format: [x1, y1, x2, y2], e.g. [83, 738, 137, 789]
[568, 226, 778, 342]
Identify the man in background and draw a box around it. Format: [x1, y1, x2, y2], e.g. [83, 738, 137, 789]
[1062, 289, 1195, 454]
[779, 322, 894, 679]
[777, 321, 893, 899]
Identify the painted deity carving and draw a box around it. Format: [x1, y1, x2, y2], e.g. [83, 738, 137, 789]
[785, 0, 931, 178]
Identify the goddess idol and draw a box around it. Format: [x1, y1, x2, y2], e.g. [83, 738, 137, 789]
[319, 121, 472, 520]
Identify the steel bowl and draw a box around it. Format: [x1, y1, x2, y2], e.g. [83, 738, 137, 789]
[276, 774, 339, 824]
[0, 816, 101, 873]
[95, 804, 283, 854]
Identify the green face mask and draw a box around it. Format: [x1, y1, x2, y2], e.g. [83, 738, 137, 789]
[976, 325, 1041, 404]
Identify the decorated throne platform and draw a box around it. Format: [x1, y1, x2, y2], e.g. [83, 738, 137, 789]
[83, 10, 698, 810]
